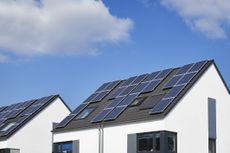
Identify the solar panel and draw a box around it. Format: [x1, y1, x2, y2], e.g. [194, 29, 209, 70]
[25, 104, 43, 115]
[104, 80, 120, 91]
[121, 76, 138, 87]
[91, 91, 109, 102]
[83, 93, 99, 103]
[117, 94, 138, 106]
[109, 86, 127, 99]
[155, 69, 172, 80]
[176, 72, 196, 85]
[131, 74, 148, 85]
[20, 100, 34, 109]
[33, 95, 54, 105]
[106, 97, 125, 109]
[129, 82, 149, 94]
[150, 98, 174, 114]
[118, 85, 137, 97]
[104, 106, 126, 121]
[91, 109, 113, 123]
[0, 107, 7, 112]
[189, 60, 207, 73]
[56, 114, 76, 128]
[176, 64, 194, 75]
[72, 103, 88, 115]
[95, 82, 111, 93]
[143, 71, 161, 82]
[163, 85, 185, 99]
[164, 75, 183, 89]
[141, 80, 161, 93]
[6, 109, 24, 119]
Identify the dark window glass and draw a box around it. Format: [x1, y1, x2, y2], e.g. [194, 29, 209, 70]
[54, 142, 73, 153]
[138, 137, 153, 151]
[209, 139, 216, 153]
[168, 135, 176, 151]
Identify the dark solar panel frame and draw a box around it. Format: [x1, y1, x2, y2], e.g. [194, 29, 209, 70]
[91, 91, 110, 103]
[129, 82, 149, 94]
[150, 98, 174, 114]
[117, 93, 138, 107]
[95, 82, 111, 93]
[189, 60, 207, 73]
[131, 74, 148, 85]
[141, 80, 162, 93]
[106, 97, 125, 109]
[109, 86, 127, 99]
[0, 107, 7, 113]
[164, 75, 183, 89]
[176, 72, 196, 86]
[143, 71, 161, 82]
[104, 106, 126, 121]
[163, 85, 185, 99]
[104, 80, 120, 91]
[176, 63, 194, 75]
[121, 76, 138, 87]
[155, 69, 172, 80]
[91, 108, 113, 123]
[117, 85, 137, 97]
[56, 114, 76, 128]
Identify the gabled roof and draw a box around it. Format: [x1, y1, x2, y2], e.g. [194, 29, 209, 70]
[54, 60, 216, 132]
[0, 95, 63, 140]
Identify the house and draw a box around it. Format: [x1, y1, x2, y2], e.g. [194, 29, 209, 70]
[53, 60, 230, 153]
[0, 95, 71, 153]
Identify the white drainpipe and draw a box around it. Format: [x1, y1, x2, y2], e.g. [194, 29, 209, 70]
[99, 125, 104, 153]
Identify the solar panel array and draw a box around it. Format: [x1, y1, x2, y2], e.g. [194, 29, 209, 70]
[56, 81, 120, 128]
[91, 69, 173, 123]
[150, 60, 208, 114]
[0, 95, 56, 137]
[55, 60, 209, 129]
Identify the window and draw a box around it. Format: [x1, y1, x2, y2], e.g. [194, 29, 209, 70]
[208, 98, 216, 153]
[1, 123, 16, 132]
[209, 139, 216, 153]
[0, 149, 20, 153]
[168, 135, 176, 151]
[136, 131, 176, 153]
[76, 107, 95, 119]
[54, 142, 72, 153]
[137, 133, 160, 152]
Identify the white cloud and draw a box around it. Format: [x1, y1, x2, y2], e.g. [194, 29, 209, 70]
[0, 0, 133, 58]
[161, 0, 230, 39]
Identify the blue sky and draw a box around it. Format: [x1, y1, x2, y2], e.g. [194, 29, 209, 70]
[0, 0, 230, 110]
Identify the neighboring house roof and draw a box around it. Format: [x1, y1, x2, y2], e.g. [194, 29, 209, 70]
[54, 60, 226, 132]
[0, 95, 66, 140]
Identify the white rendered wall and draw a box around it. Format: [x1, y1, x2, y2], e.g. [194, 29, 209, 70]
[164, 64, 230, 153]
[53, 129, 99, 153]
[0, 97, 70, 153]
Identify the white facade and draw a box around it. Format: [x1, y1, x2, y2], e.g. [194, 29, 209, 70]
[0, 97, 70, 153]
[53, 64, 230, 153]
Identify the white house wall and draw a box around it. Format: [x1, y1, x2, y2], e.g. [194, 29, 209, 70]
[164, 64, 230, 153]
[1, 97, 70, 153]
[54, 129, 99, 153]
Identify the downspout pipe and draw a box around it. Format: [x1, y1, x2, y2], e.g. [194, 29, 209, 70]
[99, 124, 104, 153]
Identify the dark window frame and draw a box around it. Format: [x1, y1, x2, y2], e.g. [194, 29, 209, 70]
[53, 141, 73, 153]
[209, 138, 216, 153]
[136, 131, 177, 153]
